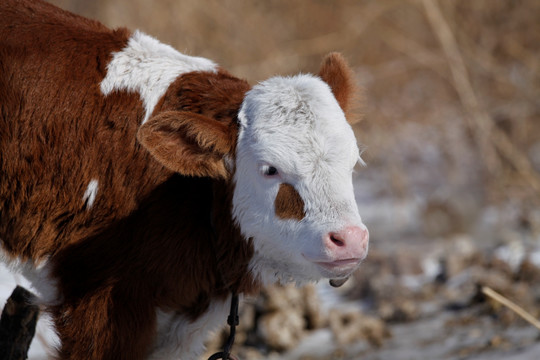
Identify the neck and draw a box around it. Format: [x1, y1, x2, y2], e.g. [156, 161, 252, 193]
[248, 251, 318, 287]
[210, 179, 260, 296]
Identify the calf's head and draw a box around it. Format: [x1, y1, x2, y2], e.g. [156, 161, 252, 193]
[138, 53, 368, 285]
[233, 54, 368, 284]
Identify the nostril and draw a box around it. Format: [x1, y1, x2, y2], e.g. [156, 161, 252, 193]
[323, 226, 369, 260]
[329, 233, 345, 247]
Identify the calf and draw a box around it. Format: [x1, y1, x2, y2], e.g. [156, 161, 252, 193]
[0, 0, 369, 359]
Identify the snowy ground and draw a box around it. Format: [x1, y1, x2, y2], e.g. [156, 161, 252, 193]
[2, 174, 539, 359]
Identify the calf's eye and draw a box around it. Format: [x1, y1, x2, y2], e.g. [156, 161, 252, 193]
[264, 166, 279, 176]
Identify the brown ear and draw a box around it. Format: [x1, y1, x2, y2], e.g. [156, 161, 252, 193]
[137, 111, 236, 179]
[318, 52, 360, 124]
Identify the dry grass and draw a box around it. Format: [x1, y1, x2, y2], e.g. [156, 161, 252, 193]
[482, 286, 540, 331]
[49, 0, 540, 208]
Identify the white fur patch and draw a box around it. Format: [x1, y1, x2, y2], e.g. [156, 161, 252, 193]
[150, 297, 231, 359]
[233, 74, 364, 285]
[0, 250, 61, 357]
[100, 30, 218, 124]
[82, 179, 99, 209]
[0, 249, 61, 306]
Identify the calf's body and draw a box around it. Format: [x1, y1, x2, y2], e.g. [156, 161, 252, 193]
[0, 0, 368, 359]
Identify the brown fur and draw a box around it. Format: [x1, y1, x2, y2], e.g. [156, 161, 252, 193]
[318, 52, 361, 124]
[139, 70, 250, 179]
[275, 183, 306, 221]
[0, 1, 356, 358]
[0, 0, 256, 359]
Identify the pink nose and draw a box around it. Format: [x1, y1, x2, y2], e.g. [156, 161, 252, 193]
[324, 224, 369, 261]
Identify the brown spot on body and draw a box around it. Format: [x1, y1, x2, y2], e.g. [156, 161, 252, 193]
[275, 183, 305, 221]
[138, 70, 250, 180]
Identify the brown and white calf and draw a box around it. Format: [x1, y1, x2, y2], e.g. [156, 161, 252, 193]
[0, 0, 369, 358]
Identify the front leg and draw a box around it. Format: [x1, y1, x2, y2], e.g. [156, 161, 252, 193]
[53, 284, 157, 360]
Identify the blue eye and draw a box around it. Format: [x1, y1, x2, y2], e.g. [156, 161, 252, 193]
[265, 166, 279, 176]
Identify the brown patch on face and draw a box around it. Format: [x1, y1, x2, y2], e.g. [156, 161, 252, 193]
[275, 183, 306, 221]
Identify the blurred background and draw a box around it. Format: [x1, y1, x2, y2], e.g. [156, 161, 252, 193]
[48, 0, 540, 230]
[4, 0, 540, 359]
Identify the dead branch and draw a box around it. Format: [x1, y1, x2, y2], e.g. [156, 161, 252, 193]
[482, 286, 540, 331]
[421, 0, 540, 193]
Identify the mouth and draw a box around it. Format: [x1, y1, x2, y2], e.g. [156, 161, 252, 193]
[314, 258, 360, 270]
[302, 253, 364, 279]
[310, 257, 362, 278]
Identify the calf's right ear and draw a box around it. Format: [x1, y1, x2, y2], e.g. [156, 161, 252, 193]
[137, 111, 235, 179]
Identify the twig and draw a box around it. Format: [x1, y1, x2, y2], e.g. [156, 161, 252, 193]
[421, 0, 540, 193]
[481, 286, 540, 331]
[421, 0, 498, 172]
[377, 22, 449, 80]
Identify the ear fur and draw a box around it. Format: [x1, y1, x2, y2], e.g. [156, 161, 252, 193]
[137, 111, 235, 179]
[318, 52, 361, 124]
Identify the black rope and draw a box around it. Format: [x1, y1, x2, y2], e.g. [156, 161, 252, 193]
[207, 294, 240, 360]
[207, 185, 240, 360]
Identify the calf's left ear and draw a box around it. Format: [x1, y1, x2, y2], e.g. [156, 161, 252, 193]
[318, 52, 359, 124]
[137, 111, 235, 179]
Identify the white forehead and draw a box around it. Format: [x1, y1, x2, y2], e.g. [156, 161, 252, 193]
[237, 74, 360, 173]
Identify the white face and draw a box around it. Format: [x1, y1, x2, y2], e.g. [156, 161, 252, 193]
[233, 74, 369, 285]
